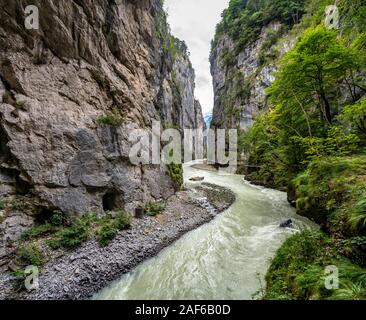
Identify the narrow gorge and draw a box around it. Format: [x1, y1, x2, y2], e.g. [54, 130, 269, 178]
[0, 0, 365, 302]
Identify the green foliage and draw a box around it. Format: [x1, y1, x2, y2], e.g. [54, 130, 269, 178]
[21, 223, 55, 241]
[350, 199, 366, 229]
[96, 109, 124, 127]
[265, 231, 366, 300]
[212, 0, 307, 54]
[16, 244, 44, 267]
[340, 99, 366, 136]
[298, 127, 359, 161]
[258, 26, 284, 65]
[98, 223, 118, 247]
[162, 36, 189, 61]
[167, 163, 183, 189]
[154, 3, 189, 62]
[11, 269, 28, 292]
[293, 155, 366, 233]
[240, 111, 301, 188]
[268, 26, 359, 125]
[21, 211, 131, 250]
[243, 23, 365, 189]
[21, 211, 68, 241]
[47, 217, 91, 250]
[352, 33, 366, 89]
[0, 199, 5, 210]
[49, 212, 67, 227]
[220, 48, 236, 67]
[97, 211, 131, 247]
[145, 202, 165, 217]
[352, 32, 366, 60]
[338, 0, 366, 41]
[114, 211, 132, 230]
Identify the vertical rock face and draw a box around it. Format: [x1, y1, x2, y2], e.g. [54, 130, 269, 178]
[210, 22, 285, 130]
[158, 38, 205, 130]
[0, 0, 205, 267]
[173, 49, 204, 130]
[0, 0, 204, 263]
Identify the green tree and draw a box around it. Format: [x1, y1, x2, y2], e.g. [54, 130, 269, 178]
[340, 99, 366, 135]
[268, 26, 358, 126]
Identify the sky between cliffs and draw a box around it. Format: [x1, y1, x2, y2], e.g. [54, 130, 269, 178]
[164, 0, 230, 115]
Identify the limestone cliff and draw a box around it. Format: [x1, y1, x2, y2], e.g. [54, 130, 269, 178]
[0, 0, 203, 268]
[158, 38, 205, 130]
[210, 21, 290, 131]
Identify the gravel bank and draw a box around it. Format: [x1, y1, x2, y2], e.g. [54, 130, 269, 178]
[0, 184, 235, 300]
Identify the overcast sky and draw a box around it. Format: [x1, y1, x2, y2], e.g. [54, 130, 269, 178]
[164, 0, 230, 115]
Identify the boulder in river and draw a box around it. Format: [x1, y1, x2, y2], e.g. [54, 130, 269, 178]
[280, 219, 293, 228]
[189, 177, 205, 182]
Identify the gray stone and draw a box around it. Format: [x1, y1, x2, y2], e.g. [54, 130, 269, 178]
[210, 22, 289, 131]
[0, 0, 204, 220]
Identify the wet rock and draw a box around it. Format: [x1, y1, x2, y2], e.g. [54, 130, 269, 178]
[189, 177, 205, 182]
[280, 219, 293, 228]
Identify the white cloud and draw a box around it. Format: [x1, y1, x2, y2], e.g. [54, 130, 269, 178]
[164, 0, 229, 115]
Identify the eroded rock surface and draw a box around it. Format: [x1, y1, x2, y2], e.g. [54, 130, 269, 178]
[0, 0, 204, 267]
[0, 183, 235, 300]
[210, 22, 286, 131]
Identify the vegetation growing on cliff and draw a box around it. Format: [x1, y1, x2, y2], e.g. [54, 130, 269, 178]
[97, 108, 124, 127]
[219, 0, 366, 300]
[212, 0, 307, 54]
[167, 163, 184, 190]
[211, 0, 310, 128]
[243, 24, 365, 189]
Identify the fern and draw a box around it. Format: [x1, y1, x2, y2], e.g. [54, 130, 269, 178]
[350, 199, 366, 228]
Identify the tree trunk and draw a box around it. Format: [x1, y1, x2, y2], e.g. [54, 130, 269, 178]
[319, 88, 332, 124]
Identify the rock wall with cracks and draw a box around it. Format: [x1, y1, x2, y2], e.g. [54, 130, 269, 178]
[210, 22, 291, 130]
[0, 0, 204, 267]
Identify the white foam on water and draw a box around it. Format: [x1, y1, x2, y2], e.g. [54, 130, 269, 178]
[94, 162, 317, 300]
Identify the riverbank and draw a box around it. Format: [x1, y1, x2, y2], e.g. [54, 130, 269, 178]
[255, 156, 366, 300]
[0, 184, 235, 300]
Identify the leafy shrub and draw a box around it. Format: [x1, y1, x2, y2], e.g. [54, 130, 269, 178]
[21, 211, 69, 241]
[47, 220, 90, 250]
[298, 127, 359, 161]
[145, 202, 165, 217]
[11, 269, 28, 292]
[292, 155, 366, 232]
[97, 211, 131, 247]
[114, 211, 132, 230]
[19, 211, 131, 250]
[350, 199, 366, 229]
[96, 109, 124, 126]
[16, 244, 44, 267]
[340, 99, 366, 136]
[167, 163, 183, 189]
[49, 212, 67, 227]
[98, 224, 118, 247]
[21, 224, 55, 241]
